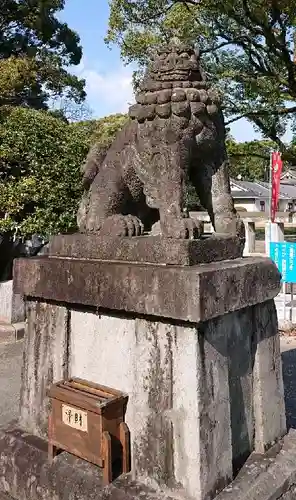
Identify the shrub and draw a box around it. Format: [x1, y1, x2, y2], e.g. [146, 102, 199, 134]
[0, 108, 127, 238]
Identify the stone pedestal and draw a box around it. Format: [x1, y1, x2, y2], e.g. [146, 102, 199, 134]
[243, 220, 256, 255]
[0, 279, 25, 324]
[265, 221, 285, 254]
[0, 237, 286, 500]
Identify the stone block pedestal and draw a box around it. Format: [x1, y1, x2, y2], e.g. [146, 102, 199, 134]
[0, 246, 286, 500]
[265, 222, 285, 254]
[0, 279, 25, 324]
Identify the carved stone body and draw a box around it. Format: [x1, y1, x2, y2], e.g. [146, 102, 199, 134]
[78, 42, 243, 240]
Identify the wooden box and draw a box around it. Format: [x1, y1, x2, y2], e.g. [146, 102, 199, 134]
[47, 378, 131, 484]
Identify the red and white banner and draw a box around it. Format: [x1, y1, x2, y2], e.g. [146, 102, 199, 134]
[270, 151, 283, 222]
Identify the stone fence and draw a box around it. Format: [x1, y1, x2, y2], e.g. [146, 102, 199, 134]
[190, 211, 289, 255]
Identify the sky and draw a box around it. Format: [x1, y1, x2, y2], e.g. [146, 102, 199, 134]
[58, 0, 289, 143]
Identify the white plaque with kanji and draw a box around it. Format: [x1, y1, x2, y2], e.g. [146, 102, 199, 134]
[61, 404, 88, 432]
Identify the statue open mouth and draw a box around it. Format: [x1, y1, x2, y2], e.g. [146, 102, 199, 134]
[156, 69, 195, 81]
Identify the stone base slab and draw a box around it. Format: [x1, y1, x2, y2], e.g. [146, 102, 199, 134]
[13, 256, 280, 323]
[48, 233, 243, 266]
[1, 427, 296, 500]
[216, 429, 296, 500]
[0, 427, 177, 500]
[0, 322, 25, 344]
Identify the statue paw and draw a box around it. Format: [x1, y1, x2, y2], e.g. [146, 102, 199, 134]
[99, 215, 144, 237]
[161, 216, 203, 239]
[214, 215, 245, 240]
[212, 215, 245, 256]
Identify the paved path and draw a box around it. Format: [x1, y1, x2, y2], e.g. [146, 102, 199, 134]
[0, 341, 22, 428]
[281, 337, 296, 430]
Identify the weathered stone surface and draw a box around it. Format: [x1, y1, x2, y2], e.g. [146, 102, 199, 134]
[70, 311, 232, 499]
[48, 233, 244, 265]
[155, 103, 171, 118]
[0, 428, 175, 500]
[0, 492, 13, 500]
[5, 272, 286, 500]
[77, 40, 244, 245]
[216, 429, 296, 500]
[0, 321, 25, 344]
[157, 90, 172, 104]
[68, 300, 284, 499]
[253, 300, 287, 452]
[281, 487, 296, 500]
[0, 280, 24, 324]
[19, 302, 69, 439]
[13, 256, 281, 322]
[226, 310, 254, 471]
[1, 428, 296, 500]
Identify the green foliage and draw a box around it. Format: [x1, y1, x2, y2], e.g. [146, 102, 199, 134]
[0, 109, 128, 238]
[90, 114, 129, 147]
[0, 0, 85, 109]
[227, 138, 276, 181]
[106, 0, 296, 163]
[0, 108, 88, 236]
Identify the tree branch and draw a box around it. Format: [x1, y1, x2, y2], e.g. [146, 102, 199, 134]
[201, 40, 243, 54]
[225, 106, 296, 125]
[172, 0, 202, 5]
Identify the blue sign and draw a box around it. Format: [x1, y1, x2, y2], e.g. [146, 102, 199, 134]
[269, 242, 296, 283]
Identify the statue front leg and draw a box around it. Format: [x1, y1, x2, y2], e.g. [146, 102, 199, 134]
[159, 203, 203, 239]
[190, 151, 245, 249]
[141, 154, 202, 239]
[210, 159, 245, 242]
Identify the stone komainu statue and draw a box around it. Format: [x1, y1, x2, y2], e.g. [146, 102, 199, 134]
[78, 41, 243, 240]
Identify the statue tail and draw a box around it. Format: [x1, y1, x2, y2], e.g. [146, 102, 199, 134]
[81, 143, 108, 190]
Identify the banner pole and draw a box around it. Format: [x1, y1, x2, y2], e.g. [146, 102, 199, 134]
[284, 282, 287, 321]
[268, 151, 273, 256]
[290, 283, 294, 323]
[269, 151, 273, 222]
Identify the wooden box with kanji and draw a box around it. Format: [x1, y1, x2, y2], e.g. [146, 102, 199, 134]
[47, 378, 131, 484]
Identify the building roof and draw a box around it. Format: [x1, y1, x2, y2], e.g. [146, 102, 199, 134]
[230, 179, 271, 199]
[281, 168, 296, 181]
[258, 180, 296, 199]
[230, 179, 296, 200]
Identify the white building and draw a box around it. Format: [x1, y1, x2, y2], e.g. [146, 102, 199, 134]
[230, 179, 296, 214]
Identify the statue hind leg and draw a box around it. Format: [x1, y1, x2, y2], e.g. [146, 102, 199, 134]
[82, 160, 144, 237]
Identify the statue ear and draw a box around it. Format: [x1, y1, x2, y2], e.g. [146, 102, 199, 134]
[147, 45, 158, 60]
[147, 47, 154, 58]
[194, 46, 200, 59]
[170, 36, 182, 47]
